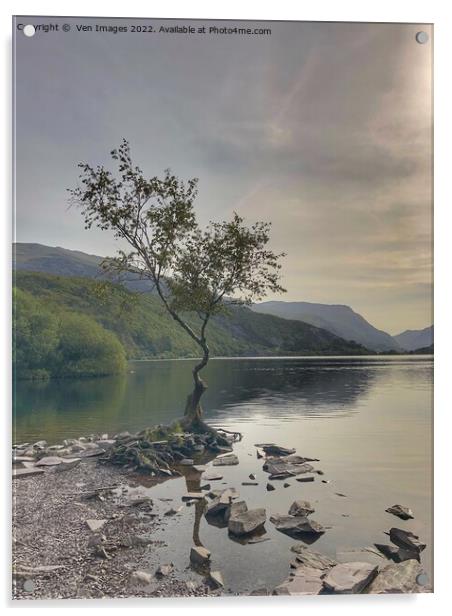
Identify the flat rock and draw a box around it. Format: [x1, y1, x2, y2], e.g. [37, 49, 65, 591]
[374, 543, 419, 563]
[367, 559, 430, 594]
[208, 570, 224, 589]
[192, 465, 207, 473]
[78, 448, 106, 458]
[274, 566, 324, 596]
[323, 562, 378, 594]
[385, 504, 414, 520]
[55, 458, 81, 472]
[389, 528, 426, 554]
[296, 475, 315, 482]
[190, 546, 211, 566]
[212, 453, 239, 466]
[289, 500, 315, 517]
[270, 514, 325, 537]
[85, 519, 107, 532]
[224, 500, 248, 522]
[264, 459, 314, 478]
[241, 482, 258, 486]
[12, 468, 44, 479]
[179, 458, 194, 466]
[12, 455, 35, 463]
[228, 508, 266, 536]
[290, 545, 337, 570]
[35, 456, 65, 466]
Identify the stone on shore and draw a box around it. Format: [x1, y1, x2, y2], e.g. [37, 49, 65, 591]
[323, 562, 378, 594]
[264, 459, 314, 478]
[270, 514, 325, 537]
[266, 483, 275, 491]
[203, 472, 223, 481]
[54, 458, 81, 472]
[12, 468, 45, 479]
[35, 456, 66, 466]
[228, 508, 266, 536]
[288, 500, 315, 517]
[190, 546, 211, 566]
[212, 453, 239, 466]
[367, 559, 430, 594]
[374, 543, 419, 563]
[290, 545, 337, 570]
[273, 565, 324, 596]
[389, 528, 426, 554]
[385, 504, 414, 520]
[182, 492, 204, 501]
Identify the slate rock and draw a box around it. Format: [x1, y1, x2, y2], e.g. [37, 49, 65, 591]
[273, 566, 324, 596]
[389, 528, 426, 554]
[256, 443, 296, 456]
[290, 545, 337, 570]
[323, 562, 378, 594]
[190, 546, 211, 566]
[12, 468, 45, 479]
[228, 508, 266, 536]
[296, 475, 315, 482]
[208, 570, 224, 589]
[289, 500, 315, 517]
[270, 514, 325, 537]
[212, 453, 239, 466]
[35, 456, 65, 466]
[367, 559, 430, 594]
[385, 504, 414, 520]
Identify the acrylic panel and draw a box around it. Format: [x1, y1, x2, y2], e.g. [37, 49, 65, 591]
[12, 16, 433, 600]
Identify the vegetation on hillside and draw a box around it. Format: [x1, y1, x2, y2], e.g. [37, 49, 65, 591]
[13, 270, 370, 380]
[13, 286, 127, 379]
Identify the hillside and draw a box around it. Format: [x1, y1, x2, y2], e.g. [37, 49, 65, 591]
[394, 326, 433, 351]
[252, 301, 400, 352]
[13, 271, 371, 363]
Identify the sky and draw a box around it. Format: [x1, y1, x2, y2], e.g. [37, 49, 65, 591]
[14, 18, 433, 334]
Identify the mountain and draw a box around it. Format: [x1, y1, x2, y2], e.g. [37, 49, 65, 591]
[394, 326, 433, 351]
[13, 242, 154, 293]
[13, 270, 371, 362]
[252, 301, 400, 352]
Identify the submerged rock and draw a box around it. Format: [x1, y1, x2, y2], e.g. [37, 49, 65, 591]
[385, 504, 414, 520]
[323, 562, 378, 594]
[367, 559, 430, 594]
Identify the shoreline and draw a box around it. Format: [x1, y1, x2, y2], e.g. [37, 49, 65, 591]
[12, 429, 432, 599]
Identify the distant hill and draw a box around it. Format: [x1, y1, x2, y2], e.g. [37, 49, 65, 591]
[252, 301, 400, 352]
[14, 271, 371, 363]
[394, 326, 433, 351]
[13, 242, 154, 293]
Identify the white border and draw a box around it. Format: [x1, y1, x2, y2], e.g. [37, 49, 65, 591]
[2, 1, 451, 614]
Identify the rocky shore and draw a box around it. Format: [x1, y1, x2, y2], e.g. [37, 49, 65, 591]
[12, 431, 432, 599]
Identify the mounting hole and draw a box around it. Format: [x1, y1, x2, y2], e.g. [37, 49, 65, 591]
[23, 24, 35, 37]
[415, 31, 429, 44]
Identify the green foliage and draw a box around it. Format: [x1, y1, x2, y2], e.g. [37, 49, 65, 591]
[13, 285, 127, 379]
[14, 271, 370, 371]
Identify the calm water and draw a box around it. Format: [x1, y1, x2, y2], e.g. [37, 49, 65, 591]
[14, 356, 433, 592]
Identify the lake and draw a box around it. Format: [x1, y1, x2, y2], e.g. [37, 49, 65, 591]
[13, 356, 433, 593]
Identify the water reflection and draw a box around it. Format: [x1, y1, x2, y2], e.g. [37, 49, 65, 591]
[14, 356, 432, 443]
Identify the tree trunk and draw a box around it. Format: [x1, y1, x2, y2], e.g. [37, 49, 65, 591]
[182, 342, 209, 430]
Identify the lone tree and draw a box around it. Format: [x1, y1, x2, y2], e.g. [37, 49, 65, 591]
[69, 140, 285, 434]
